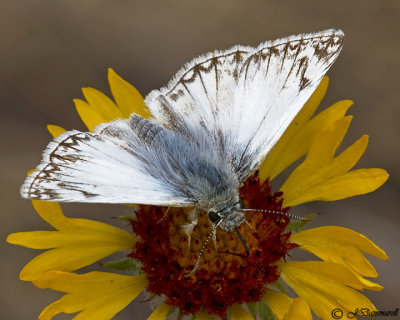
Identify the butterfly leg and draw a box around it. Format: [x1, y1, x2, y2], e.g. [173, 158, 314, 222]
[245, 219, 254, 230]
[179, 208, 201, 273]
[157, 207, 171, 224]
[180, 208, 200, 253]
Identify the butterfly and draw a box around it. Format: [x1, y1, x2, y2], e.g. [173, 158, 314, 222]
[21, 29, 344, 233]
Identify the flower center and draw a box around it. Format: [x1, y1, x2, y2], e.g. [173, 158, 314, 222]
[130, 172, 297, 317]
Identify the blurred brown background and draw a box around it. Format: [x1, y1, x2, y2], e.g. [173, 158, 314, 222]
[1, 1, 399, 319]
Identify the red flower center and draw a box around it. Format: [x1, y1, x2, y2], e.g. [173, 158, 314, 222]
[130, 172, 297, 317]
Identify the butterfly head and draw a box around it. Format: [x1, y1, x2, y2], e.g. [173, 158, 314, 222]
[208, 196, 245, 231]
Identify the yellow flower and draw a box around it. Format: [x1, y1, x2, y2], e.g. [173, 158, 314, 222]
[8, 71, 389, 320]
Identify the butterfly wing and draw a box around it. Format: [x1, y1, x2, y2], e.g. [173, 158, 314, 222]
[22, 29, 344, 205]
[146, 29, 344, 181]
[21, 116, 197, 205]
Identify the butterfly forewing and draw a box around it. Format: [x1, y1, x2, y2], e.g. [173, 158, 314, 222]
[146, 29, 344, 181]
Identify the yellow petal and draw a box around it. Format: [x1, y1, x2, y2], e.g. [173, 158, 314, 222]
[281, 117, 389, 206]
[328, 134, 368, 174]
[286, 298, 312, 320]
[196, 310, 211, 320]
[350, 271, 384, 291]
[108, 68, 150, 119]
[31, 200, 69, 229]
[74, 98, 107, 131]
[259, 76, 330, 182]
[229, 305, 253, 320]
[33, 271, 146, 320]
[309, 116, 352, 166]
[82, 87, 124, 121]
[7, 200, 136, 281]
[294, 226, 389, 260]
[7, 229, 134, 249]
[284, 168, 389, 206]
[29, 200, 135, 237]
[16, 244, 134, 282]
[264, 289, 292, 319]
[279, 261, 376, 320]
[281, 116, 352, 197]
[291, 226, 387, 279]
[281, 260, 378, 291]
[147, 303, 173, 320]
[47, 125, 67, 138]
[264, 290, 311, 320]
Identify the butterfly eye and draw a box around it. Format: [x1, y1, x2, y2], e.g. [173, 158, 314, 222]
[208, 210, 221, 223]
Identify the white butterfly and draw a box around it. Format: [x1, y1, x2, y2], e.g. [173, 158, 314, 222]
[21, 29, 344, 232]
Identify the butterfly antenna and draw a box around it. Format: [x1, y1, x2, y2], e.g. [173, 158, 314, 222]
[184, 219, 223, 277]
[240, 208, 308, 221]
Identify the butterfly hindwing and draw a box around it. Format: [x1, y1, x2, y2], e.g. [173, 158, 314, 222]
[21, 114, 238, 207]
[21, 120, 196, 205]
[145, 29, 344, 181]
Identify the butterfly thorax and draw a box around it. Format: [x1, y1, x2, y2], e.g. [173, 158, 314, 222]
[207, 195, 245, 231]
